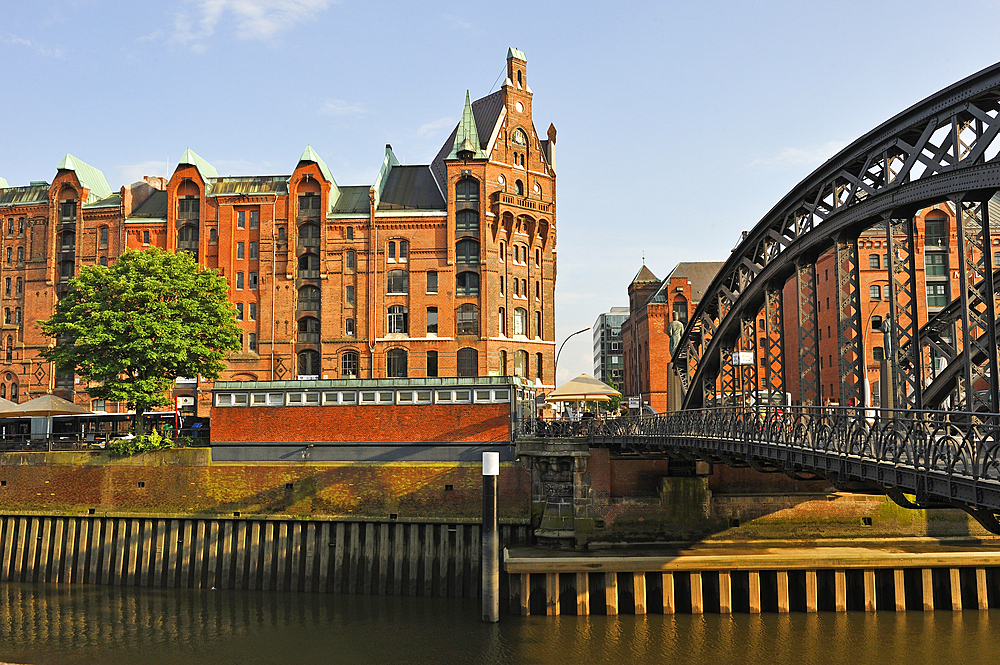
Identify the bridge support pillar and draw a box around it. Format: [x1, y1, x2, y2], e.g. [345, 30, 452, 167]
[922, 569, 934, 610]
[690, 572, 703, 614]
[662, 573, 675, 614]
[516, 439, 596, 549]
[576, 572, 590, 615]
[864, 569, 877, 612]
[805, 570, 818, 612]
[748, 571, 761, 614]
[835, 570, 847, 612]
[719, 571, 732, 614]
[977, 568, 988, 610]
[950, 568, 962, 611]
[776, 570, 789, 613]
[894, 569, 906, 611]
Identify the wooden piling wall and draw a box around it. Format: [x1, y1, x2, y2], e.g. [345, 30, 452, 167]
[0, 514, 531, 597]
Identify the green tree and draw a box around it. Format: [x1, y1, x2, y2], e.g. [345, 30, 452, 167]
[605, 378, 622, 413]
[39, 249, 241, 434]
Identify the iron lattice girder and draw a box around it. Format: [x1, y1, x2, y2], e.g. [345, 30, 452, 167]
[835, 235, 865, 407]
[676, 58, 1000, 408]
[764, 286, 785, 400]
[796, 263, 820, 406]
[884, 215, 923, 409]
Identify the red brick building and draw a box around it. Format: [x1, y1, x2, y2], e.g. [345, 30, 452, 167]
[0, 48, 557, 417]
[621, 262, 723, 413]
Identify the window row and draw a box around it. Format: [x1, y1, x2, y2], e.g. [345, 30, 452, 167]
[3, 308, 21, 325]
[235, 242, 259, 260]
[293, 347, 481, 379]
[499, 241, 541, 267]
[500, 277, 540, 299]
[497, 350, 544, 380]
[233, 272, 258, 290]
[497, 307, 543, 338]
[3, 278, 22, 297]
[5, 218, 25, 236]
[5, 247, 23, 266]
[217, 384, 509, 408]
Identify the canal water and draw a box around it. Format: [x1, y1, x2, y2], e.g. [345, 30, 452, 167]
[0, 583, 998, 665]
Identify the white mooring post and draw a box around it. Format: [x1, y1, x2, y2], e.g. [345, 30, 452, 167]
[482, 452, 500, 622]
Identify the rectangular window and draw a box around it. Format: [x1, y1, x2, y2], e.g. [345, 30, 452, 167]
[3, 279, 8, 297]
[388, 241, 396, 262]
[237, 211, 246, 229]
[926, 253, 946, 276]
[925, 219, 946, 248]
[399, 240, 408, 262]
[99, 227, 108, 249]
[250, 210, 259, 229]
[249, 302, 257, 320]
[499, 276, 504, 295]
[248, 333, 257, 352]
[236, 272, 244, 290]
[143, 230, 150, 245]
[868, 254, 879, 269]
[928, 283, 948, 307]
[237, 242, 245, 259]
[345, 318, 355, 336]
[535, 311, 542, 338]
[426, 351, 438, 377]
[249, 272, 258, 290]
[346, 250, 355, 270]
[236, 303, 244, 320]
[427, 307, 438, 335]
[249, 241, 258, 260]
[994, 251, 1000, 267]
[427, 271, 438, 293]
[346, 285, 355, 305]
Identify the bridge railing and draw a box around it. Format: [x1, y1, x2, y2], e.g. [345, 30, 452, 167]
[520, 406, 1000, 482]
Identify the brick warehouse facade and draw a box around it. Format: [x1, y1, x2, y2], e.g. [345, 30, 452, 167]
[0, 48, 556, 417]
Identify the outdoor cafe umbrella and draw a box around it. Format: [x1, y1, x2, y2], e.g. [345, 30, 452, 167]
[547, 373, 621, 415]
[0, 397, 19, 415]
[2, 394, 91, 450]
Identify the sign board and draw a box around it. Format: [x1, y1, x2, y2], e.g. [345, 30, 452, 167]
[733, 351, 755, 366]
[628, 397, 640, 409]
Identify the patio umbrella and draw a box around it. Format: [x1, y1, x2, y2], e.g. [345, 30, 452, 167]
[2, 394, 91, 451]
[0, 397, 19, 415]
[547, 373, 620, 402]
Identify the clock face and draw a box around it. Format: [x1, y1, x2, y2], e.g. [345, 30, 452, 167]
[515, 102, 524, 113]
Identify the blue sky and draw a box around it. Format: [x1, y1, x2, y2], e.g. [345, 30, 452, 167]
[3, 0, 1000, 385]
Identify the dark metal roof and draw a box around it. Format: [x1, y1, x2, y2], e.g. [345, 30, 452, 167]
[0, 184, 49, 207]
[631, 265, 658, 284]
[208, 176, 289, 196]
[431, 90, 505, 194]
[331, 186, 370, 214]
[377, 166, 446, 211]
[649, 261, 725, 305]
[129, 190, 168, 219]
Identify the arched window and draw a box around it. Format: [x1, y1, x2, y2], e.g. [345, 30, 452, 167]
[297, 350, 320, 378]
[457, 348, 478, 378]
[499, 241, 505, 261]
[298, 253, 320, 278]
[386, 269, 408, 294]
[456, 304, 479, 335]
[10, 383, 17, 402]
[61, 230, 75, 250]
[457, 210, 479, 237]
[178, 225, 198, 260]
[16, 247, 23, 264]
[499, 350, 507, 376]
[456, 271, 479, 296]
[456, 239, 479, 264]
[3, 309, 9, 324]
[345, 250, 355, 270]
[386, 348, 408, 377]
[346, 226, 354, 240]
[299, 223, 320, 247]
[515, 180, 524, 196]
[499, 307, 506, 336]
[4, 336, 11, 363]
[535, 311, 542, 338]
[14, 308, 21, 325]
[341, 351, 359, 378]
[297, 316, 320, 343]
[513, 350, 528, 377]
[0, 384, 5, 399]
[426, 350, 438, 377]
[456, 178, 479, 202]
[298, 285, 321, 310]
[536, 353, 543, 381]
[513, 308, 527, 336]
[387, 305, 408, 334]
[535, 248, 541, 266]
[99, 226, 108, 249]
[209, 228, 218, 245]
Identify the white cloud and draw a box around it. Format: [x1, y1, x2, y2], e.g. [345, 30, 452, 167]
[171, 0, 332, 50]
[443, 14, 471, 30]
[319, 99, 365, 117]
[750, 140, 847, 169]
[2, 33, 64, 58]
[117, 161, 171, 186]
[417, 117, 454, 138]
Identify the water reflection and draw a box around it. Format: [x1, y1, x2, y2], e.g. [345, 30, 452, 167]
[0, 584, 999, 664]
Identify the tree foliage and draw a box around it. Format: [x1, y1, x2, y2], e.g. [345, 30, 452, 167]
[39, 249, 240, 432]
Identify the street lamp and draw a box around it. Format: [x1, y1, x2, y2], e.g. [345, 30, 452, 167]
[554, 327, 590, 384]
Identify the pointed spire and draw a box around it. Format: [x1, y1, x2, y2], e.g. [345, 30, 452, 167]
[178, 148, 219, 181]
[447, 91, 486, 160]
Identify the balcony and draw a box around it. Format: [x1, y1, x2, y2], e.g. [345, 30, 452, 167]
[492, 192, 552, 214]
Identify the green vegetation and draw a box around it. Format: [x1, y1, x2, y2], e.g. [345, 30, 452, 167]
[108, 428, 175, 457]
[40, 249, 241, 434]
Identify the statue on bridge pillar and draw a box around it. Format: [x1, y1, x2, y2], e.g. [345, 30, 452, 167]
[668, 313, 684, 357]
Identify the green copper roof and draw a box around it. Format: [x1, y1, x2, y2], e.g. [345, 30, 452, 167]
[178, 148, 219, 181]
[371, 145, 400, 209]
[507, 47, 526, 61]
[0, 178, 7, 189]
[447, 91, 487, 160]
[298, 144, 340, 209]
[57, 154, 113, 204]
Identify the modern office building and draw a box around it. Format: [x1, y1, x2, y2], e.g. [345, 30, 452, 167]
[592, 307, 629, 386]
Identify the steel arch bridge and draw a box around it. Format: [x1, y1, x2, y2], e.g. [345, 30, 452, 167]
[673, 61, 1000, 417]
[525, 62, 1000, 534]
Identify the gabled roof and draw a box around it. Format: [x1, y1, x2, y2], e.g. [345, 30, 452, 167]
[0, 183, 49, 207]
[178, 148, 219, 181]
[507, 47, 526, 61]
[57, 154, 112, 203]
[298, 144, 341, 210]
[430, 89, 505, 193]
[631, 264, 658, 284]
[128, 189, 168, 219]
[377, 166, 446, 211]
[648, 261, 725, 305]
[84, 192, 122, 209]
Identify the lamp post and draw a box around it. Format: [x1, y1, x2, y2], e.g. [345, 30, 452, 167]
[554, 327, 590, 383]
